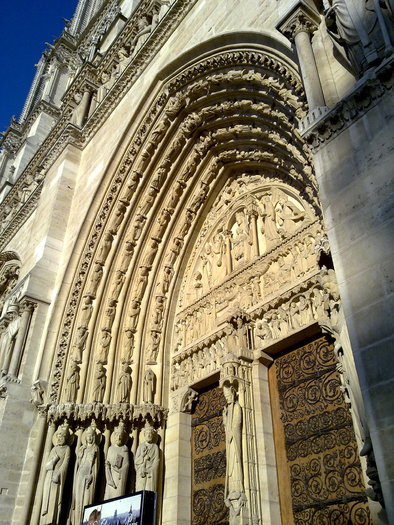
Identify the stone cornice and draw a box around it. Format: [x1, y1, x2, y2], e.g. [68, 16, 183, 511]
[303, 57, 394, 149]
[0, 0, 198, 250]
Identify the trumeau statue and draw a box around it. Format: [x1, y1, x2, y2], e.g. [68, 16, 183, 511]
[104, 422, 130, 500]
[222, 383, 246, 518]
[135, 424, 160, 492]
[40, 423, 72, 525]
[70, 424, 100, 525]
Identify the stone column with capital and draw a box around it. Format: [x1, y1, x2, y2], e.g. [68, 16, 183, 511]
[277, 3, 327, 119]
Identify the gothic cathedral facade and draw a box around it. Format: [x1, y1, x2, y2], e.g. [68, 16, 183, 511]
[0, 1, 393, 524]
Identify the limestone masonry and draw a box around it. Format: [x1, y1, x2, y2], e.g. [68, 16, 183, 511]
[0, 1, 393, 524]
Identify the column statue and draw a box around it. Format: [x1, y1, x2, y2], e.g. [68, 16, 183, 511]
[135, 424, 160, 492]
[104, 422, 130, 500]
[70, 424, 100, 525]
[222, 383, 246, 518]
[40, 423, 72, 525]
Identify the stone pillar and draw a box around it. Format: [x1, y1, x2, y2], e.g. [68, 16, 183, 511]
[30, 421, 55, 525]
[18, 414, 48, 525]
[277, 2, 326, 113]
[162, 404, 192, 524]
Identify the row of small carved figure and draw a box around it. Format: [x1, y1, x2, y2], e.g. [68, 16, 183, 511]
[255, 288, 337, 343]
[63, 362, 157, 405]
[40, 420, 160, 525]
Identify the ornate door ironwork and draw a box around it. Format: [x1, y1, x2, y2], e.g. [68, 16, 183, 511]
[270, 336, 371, 524]
[191, 385, 229, 525]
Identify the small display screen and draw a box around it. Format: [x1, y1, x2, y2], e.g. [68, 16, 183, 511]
[82, 490, 156, 525]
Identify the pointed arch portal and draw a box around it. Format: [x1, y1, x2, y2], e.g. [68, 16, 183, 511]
[33, 36, 370, 525]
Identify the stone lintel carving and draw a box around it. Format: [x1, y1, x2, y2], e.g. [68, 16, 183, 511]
[277, 2, 321, 41]
[45, 402, 168, 425]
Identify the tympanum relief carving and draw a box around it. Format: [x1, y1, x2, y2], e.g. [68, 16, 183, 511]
[170, 176, 322, 391]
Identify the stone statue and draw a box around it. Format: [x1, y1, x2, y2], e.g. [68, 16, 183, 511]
[135, 424, 160, 492]
[143, 368, 156, 404]
[132, 15, 153, 55]
[222, 383, 246, 517]
[70, 424, 100, 525]
[97, 232, 113, 265]
[324, 0, 376, 77]
[40, 423, 71, 525]
[128, 299, 141, 331]
[118, 363, 132, 403]
[275, 198, 304, 237]
[65, 362, 80, 402]
[261, 193, 280, 250]
[31, 379, 45, 407]
[88, 263, 103, 296]
[104, 422, 129, 500]
[80, 295, 94, 328]
[92, 363, 106, 403]
[97, 329, 112, 363]
[71, 326, 88, 363]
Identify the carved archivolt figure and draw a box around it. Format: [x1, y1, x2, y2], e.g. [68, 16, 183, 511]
[80, 295, 94, 328]
[222, 383, 246, 516]
[104, 422, 129, 500]
[40, 423, 71, 525]
[65, 362, 80, 402]
[70, 425, 100, 525]
[143, 368, 156, 404]
[92, 363, 106, 402]
[118, 363, 132, 403]
[135, 424, 160, 492]
[97, 329, 112, 363]
[71, 326, 88, 363]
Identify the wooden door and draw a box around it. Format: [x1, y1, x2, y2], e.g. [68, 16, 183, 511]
[191, 385, 229, 525]
[270, 336, 371, 524]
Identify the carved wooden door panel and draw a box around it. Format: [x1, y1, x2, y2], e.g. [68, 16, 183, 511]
[270, 336, 371, 524]
[191, 385, 229, 525]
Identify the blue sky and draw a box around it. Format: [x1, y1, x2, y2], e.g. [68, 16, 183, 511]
[0, 1, 78, 133]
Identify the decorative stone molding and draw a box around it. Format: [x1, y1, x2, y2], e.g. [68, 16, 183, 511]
[43, 402, 168, 426]
[303, 57, 394, 147]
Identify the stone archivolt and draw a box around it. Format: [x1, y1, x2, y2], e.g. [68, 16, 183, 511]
[31, 43, 344, 524]
[48, 47, 312, 408]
